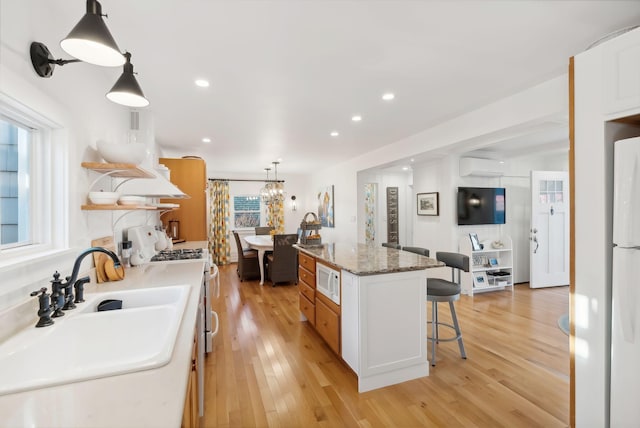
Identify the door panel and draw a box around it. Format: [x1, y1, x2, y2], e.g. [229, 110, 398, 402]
[530, 171, 570, 288]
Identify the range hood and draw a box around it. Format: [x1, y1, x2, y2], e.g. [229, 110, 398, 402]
[114, 167, 190, 199]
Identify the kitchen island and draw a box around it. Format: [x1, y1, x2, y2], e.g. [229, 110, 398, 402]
[296, 243, 443, 392]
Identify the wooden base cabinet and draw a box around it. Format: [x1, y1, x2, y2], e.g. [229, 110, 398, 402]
[298, 251, 342, 356]
[298, 252, 316, 325]
[316, 296, 340, 355]
[182, 333, 199, 428]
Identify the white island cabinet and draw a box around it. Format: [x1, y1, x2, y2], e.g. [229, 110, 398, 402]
[342, 269, 430, 392]
[296, 243, 442, 393]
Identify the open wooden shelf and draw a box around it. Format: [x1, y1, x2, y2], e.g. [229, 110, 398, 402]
[81, 162, 154, 178]
[81, 204, 157, 211]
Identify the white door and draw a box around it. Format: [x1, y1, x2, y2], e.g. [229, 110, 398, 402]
[529, 171, 570, 288]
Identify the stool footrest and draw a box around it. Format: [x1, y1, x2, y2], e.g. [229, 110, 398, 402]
[427, 321, 462, 342]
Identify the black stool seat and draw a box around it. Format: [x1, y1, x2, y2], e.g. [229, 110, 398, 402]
[426, 278, 460, 296]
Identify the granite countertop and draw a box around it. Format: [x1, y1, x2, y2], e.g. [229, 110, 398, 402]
[295, 243, 443, 275]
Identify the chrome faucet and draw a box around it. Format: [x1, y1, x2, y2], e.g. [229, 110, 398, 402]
[31, 247, 122, 327]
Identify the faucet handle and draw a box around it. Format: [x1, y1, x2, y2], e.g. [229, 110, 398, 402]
[30, 288, 54, 328]
[49, 271, 65, 318]
[29, 287, 48, 297]
[74, 276, 90, 303]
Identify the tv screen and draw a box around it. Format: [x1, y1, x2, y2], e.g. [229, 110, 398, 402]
[457, 187, 506, 225]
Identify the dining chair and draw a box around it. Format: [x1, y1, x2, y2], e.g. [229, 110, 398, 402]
[232, 231, 260, 281]
[426, 251, 469, 366]
[255, 226, 274, 235]
[266, 234, 299, 286]
[402, 246, 430, 257]
[382, 242, 402, 249]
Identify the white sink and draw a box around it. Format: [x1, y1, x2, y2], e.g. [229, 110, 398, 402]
[0, 284, 191, 396]
[77, 284, 190, 313]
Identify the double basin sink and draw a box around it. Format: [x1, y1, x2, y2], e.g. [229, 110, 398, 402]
[0, 284, 191, 396]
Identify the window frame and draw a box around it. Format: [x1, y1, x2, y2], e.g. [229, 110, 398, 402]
[0, 93, 67, 267]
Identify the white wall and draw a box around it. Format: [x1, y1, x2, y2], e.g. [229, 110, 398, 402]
[0, 0, 133, 310]
[356, 170, 411, 246]
[308, 76, 568, 254]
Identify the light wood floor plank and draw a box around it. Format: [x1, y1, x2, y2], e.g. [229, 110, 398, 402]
[202, 266, 569, 427]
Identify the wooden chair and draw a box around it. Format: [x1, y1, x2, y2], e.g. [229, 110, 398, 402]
[382, 242, 401, 249]
[266, 234, 299, 286]
[255, 226, 274, 235]
[232, 231, 260, 281]
[426, 251, 469, 366]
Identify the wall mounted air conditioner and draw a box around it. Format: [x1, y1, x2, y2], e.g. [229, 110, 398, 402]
[459, 157, 506, 177]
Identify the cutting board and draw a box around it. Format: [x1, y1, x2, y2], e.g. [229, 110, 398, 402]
[91, 236, 115, 283]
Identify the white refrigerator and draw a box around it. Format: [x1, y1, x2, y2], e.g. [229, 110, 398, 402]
[611, 136, 640, 426]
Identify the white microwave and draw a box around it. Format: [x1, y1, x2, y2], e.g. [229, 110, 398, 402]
[316, 262, 341, 305]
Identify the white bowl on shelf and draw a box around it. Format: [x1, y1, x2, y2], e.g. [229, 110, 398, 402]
[96, 141, 147, 164]
[118, 195, 146, 206]
[88, 191, 119, 205]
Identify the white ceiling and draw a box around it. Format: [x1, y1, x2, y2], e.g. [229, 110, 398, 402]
[51, 1, 640, 174]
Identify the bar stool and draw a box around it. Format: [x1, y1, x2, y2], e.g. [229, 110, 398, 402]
[427, 251, 469, 366]
[382, 242, 402, 249]
[402, 246, 430, 257]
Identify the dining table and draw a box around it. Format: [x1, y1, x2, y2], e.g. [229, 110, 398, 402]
[244, 234, 274, 285]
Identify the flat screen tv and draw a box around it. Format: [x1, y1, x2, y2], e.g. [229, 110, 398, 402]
[457, 187, 506, 225]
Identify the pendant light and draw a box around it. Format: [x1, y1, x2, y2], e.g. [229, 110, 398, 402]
[106, 52, 150, 107]
[260, 168, 272, 203]
[60, 0, 124, 67]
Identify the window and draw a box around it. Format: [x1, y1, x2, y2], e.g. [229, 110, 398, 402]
[0, 117, 31, 247]
[233, 195, 260, 228]
[0, 94, 62, 263]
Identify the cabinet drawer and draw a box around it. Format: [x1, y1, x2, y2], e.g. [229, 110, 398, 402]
[299, 281, 315, 302]
[299, 252, 316, 274]
[298, 266, 315, 288]
[299, 294, 315, 326]
[316, 298, 340, 355]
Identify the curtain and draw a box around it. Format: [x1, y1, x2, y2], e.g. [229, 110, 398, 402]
[208, 180, 231, 265]
[266, 199, 285, 234]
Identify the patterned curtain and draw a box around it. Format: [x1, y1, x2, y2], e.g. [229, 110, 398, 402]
[266, 198, 285, 234]
[208, 180, 231, 265]
[263, 181, 285, 234]
[266, 200, 284, 234]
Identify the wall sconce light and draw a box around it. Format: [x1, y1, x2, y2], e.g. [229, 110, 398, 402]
[106, 52, 149, 107]
[29, 0, 148, 108]
[30, 43, 149, 108]
[60, 0, 124, 67]
[291, 195, 297, 211]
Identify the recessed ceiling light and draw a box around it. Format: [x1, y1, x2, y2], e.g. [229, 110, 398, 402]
[410, 158, 415, 162]
[382, 93, 395, 101]
[402, 166, 409, 171]
[352, 115, 362, 122]
[202, 137, 211, 143]
[195, 79, 210, 88]
[330, 131, 339, 137]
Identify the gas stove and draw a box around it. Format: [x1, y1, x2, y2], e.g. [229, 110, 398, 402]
[150, 248, 204, 262]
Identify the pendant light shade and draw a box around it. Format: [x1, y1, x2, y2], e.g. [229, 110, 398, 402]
[106, 52, 149, 108]
[60, 0, 124, 67]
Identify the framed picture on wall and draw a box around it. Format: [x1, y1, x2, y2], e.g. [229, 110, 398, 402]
[417, 192, 439, 216]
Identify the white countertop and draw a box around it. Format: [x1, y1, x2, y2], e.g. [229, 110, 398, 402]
[0, 259, 205, 428]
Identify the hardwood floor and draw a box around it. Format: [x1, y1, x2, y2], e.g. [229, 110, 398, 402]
[203, 265, 569, 427]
